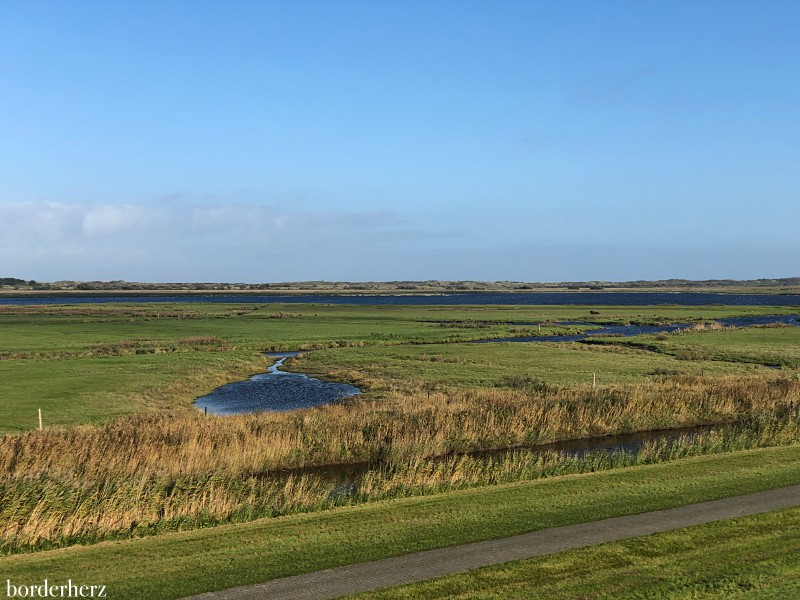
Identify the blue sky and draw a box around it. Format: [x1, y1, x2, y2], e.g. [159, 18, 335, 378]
[1, 1, 798, 282]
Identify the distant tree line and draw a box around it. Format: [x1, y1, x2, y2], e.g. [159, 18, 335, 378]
[2, 277, 798, 292]
[0, 278, 38, 287]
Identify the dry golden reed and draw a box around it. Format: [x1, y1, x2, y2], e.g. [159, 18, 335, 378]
[1, 374, 798, 552]
[3, 373, 797, 480]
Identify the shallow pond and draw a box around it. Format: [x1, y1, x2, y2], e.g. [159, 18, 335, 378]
[193, 352, 360, 415]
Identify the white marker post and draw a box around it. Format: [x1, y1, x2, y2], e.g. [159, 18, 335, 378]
[38, 408, 43, 431]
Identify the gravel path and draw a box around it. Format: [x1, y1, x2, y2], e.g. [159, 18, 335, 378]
[183, 484, 800, 600]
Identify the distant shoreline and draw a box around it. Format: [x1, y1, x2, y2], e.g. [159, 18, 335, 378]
[2, 287, 800, 297]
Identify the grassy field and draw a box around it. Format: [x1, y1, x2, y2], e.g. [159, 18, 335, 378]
[1, 445, 799, 599]
[0, 351, 267, 431]
[0, 302, 794, 431]
[291, 341, 768, 391]
[352, 506, 800, 599]
[591, 325, 800, 369]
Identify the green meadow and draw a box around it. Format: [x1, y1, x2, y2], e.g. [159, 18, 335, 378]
[291, 340, 768, 392]
[0, 302, 794, 431]
[593, 325, 800, 369]
[0, 300, 799, 598]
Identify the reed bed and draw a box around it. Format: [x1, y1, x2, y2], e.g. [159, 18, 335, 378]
[1, 408, 798, 555]
[1, 374, 798, 554]
[4, 374, 797, 479]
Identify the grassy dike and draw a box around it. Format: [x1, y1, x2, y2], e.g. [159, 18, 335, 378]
[351, 507, 800, 599]
[3, 445, 800, 599]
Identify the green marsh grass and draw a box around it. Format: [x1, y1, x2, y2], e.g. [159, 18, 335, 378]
[0, 302, 793, 429]
[591, 324, 800, 369]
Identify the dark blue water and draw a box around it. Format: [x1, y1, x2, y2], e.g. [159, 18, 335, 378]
[2, 292, 800, 306]
[194, 352, 360, 415]
[475, 313, 800, 343]
[718, 314, 800, 327]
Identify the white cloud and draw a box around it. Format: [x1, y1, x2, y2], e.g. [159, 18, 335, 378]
[0, 200, 397, 241]
[0, 199, 434, 280]
[1, 199, 796, 282]
[82, 204, 149, 237]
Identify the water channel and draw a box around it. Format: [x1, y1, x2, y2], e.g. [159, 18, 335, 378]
[475, 313, 800, 343]
[264, 420, 760, 499]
